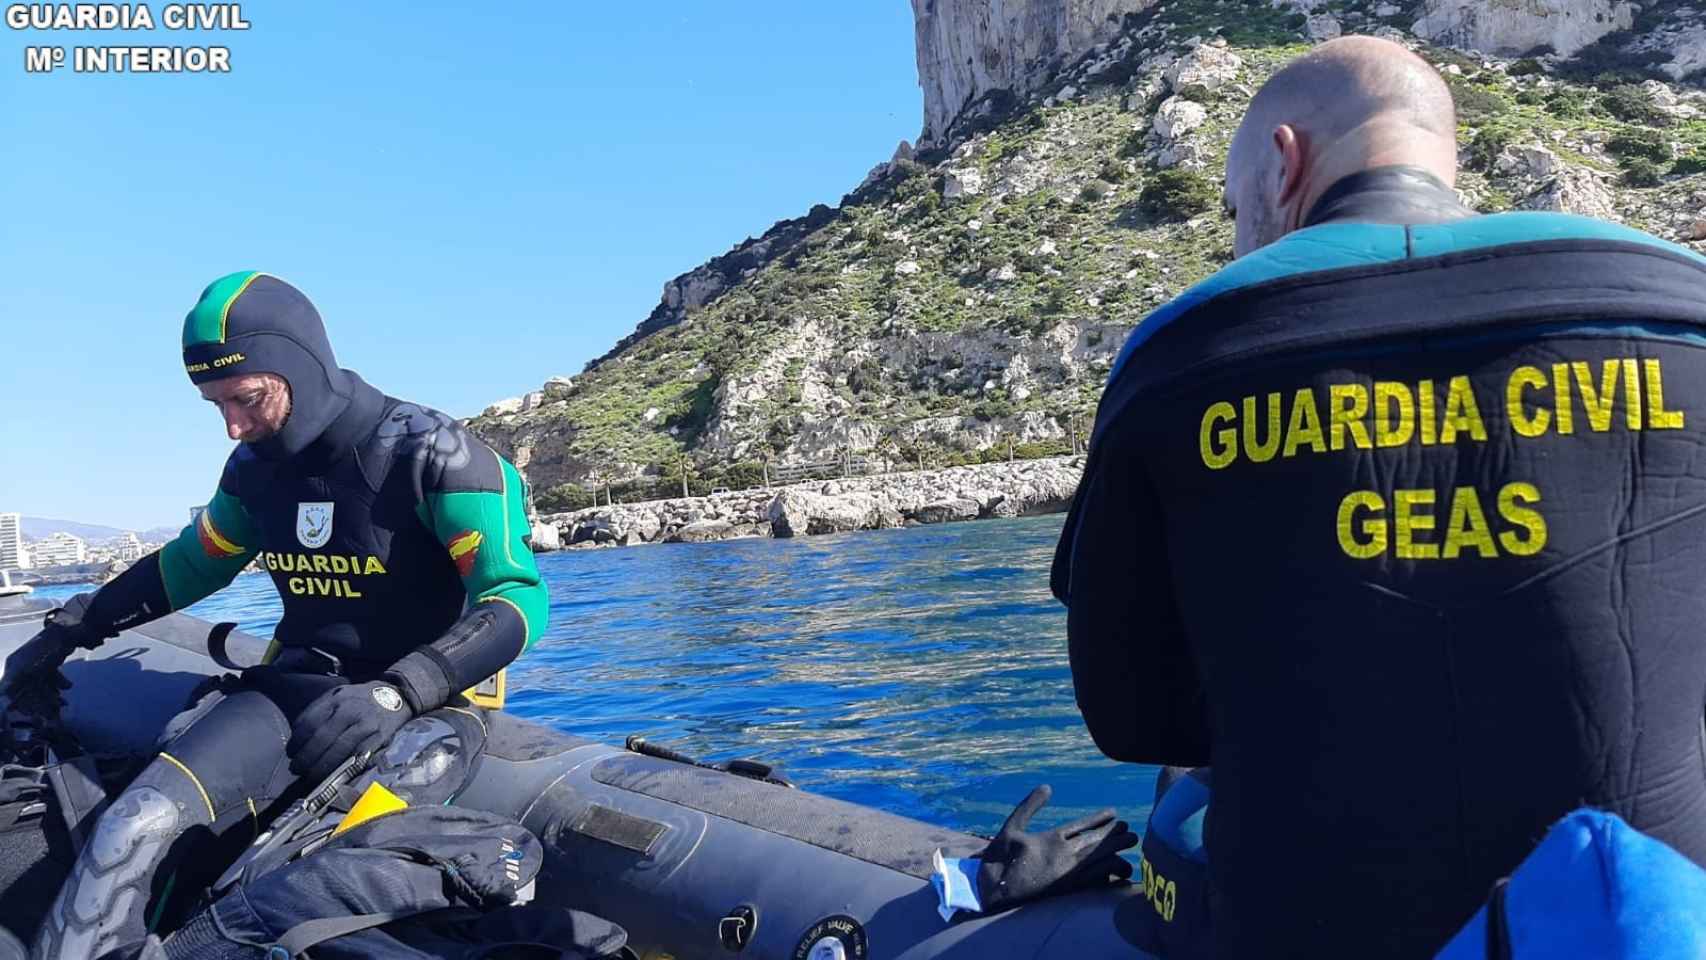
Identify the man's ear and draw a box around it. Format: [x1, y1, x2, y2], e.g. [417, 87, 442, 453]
[1272, 124, 1307, 207]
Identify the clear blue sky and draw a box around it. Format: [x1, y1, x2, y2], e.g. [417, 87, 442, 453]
[0, 2, 920, 531]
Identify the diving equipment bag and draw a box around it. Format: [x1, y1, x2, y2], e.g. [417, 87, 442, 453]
[142, 804, 629, 959]
[1132, 766, 1214, 960]
[0, 702, 109, 947]
[1436, 808, 1706, 959]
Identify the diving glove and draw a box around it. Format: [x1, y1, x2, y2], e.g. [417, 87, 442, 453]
[287, 680, 415, 782]
[0, 593, 113, 705]
[975, 784, 1138, 913]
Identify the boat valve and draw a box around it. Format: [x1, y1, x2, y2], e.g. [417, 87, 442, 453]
[718, 904, 758, 952]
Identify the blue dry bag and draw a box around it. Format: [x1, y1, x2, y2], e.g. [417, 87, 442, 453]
[1437, 808, 1706, 959]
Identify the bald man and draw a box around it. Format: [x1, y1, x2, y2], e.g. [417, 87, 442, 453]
[1055, 36, 1706, 956]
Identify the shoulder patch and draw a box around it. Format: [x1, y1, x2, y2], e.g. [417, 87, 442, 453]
[447, 529, 484, 577]
[197, 511, 245, 559]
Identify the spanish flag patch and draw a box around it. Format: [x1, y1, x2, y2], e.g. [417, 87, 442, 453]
[197, 511, 245, 559]
[447, 530, 483, 577]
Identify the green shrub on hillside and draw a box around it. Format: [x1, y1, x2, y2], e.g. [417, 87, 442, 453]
[1138, 169, 1220, 222]
[1466, 125, 1516, 173]
[1507, 58, 1546, 77]
[1607, 127, 1673, 162]
[1599, 83, 1672, 126]
[1672, 155, 1706, 176]
[1621, 157, 1665, 187]
[1545, 90, 1591, 118]
[1450, 82, 1511, 123]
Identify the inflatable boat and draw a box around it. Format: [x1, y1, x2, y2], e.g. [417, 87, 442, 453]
[0, 586, 1152, 959]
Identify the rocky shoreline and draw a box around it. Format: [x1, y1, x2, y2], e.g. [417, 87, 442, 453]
[532, 456, 1084, 550]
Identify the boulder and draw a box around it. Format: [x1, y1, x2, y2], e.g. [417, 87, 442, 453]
[910, 498, 982, 524]
[529, 521, 561, 552]
[943, 167, 985, 199]
[1306, 13, 1342, 40]
[666, 519, 735, 544]
[1164, 44, 1243, 98]
[542, 376, 576, 400]
[1495, 144, 1560, 180]
[633, 512, 663, 543]
[482, 397, 525, 417]
[569, 516, 617, 545]
[767, 489, 885, 537]
[1519, 167, 1617, 220]
[1152, 97, 1209, 141]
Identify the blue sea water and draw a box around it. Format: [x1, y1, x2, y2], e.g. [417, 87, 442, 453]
[32, 515, 1158, 837]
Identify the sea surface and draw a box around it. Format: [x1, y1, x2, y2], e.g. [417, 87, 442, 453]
[33, 514, 1159, 837]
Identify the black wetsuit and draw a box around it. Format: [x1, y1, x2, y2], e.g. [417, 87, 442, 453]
[36, 273, 548, 958]
[1054, 168, 1706, 956]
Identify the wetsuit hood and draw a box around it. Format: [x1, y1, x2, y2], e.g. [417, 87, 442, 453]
[182, 271, 354, 460]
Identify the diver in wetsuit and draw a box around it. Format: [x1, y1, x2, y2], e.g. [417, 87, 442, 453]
[1054, 36, 1706, 957]
[2, 272, 549, 959]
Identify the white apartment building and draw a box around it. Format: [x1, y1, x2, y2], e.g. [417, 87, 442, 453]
[31, 532, 88, 568]
[0, 513, 29, 571]
[113, 532, 144, 562]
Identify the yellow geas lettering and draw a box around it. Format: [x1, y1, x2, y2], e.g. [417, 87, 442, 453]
[1497, 483, 1547, 556]
[1200, 401, 1237, 469]
[287, 576, 305, 595]
[364, 556, 386, 576]
[1394, 489, 1438, 559]
[1336, 490, 1387, 559]
[1443, 486, 1497, 559]
[312, 554, 331, 574]
[1506, 366, 1551, 437]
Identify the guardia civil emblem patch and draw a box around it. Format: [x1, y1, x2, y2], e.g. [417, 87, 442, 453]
[296, 501, 334, 549]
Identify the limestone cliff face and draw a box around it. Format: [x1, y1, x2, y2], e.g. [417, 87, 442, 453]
[911, 0, 1153, 145]
[1411, 0, 1637, 56]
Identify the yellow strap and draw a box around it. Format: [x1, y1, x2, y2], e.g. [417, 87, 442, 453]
[158, 752, 216, 820]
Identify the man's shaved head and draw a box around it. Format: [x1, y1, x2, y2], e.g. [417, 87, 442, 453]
[1225, 36, 1459, 256]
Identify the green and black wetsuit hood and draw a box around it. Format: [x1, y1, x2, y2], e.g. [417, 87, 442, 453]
[182, 271, 356, 461]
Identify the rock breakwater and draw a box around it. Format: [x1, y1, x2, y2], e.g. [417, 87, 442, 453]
[536, 456, 1084, 549]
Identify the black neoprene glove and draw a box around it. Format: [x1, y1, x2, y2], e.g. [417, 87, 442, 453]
[286, 680, 415, 782]
[0, 593, 114, 707]
[975, 784, 1138, 913]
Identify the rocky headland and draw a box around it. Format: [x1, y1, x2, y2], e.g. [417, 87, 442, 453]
[476, 0, 1705, 549]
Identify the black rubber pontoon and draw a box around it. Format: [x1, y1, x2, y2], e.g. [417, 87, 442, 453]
[0, 592, 1153, 959]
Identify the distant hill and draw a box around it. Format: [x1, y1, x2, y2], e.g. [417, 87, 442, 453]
[17, 518, 183, 543]
[21, 517, 130, 541]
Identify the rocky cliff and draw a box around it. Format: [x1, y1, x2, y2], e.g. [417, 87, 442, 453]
[912, 0, 1155, 145]
[469, 1, 1706, 514]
